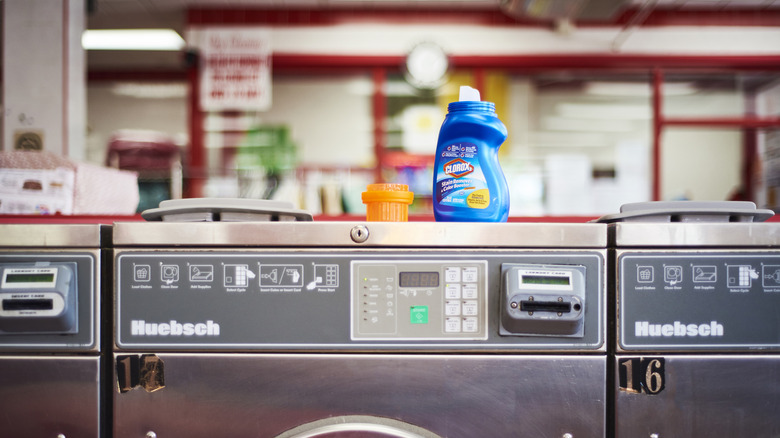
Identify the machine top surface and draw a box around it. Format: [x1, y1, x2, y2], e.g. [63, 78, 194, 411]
[611, 222, 780, 248]
[0, 224, 106, 248]
[113, 221, 606, 248]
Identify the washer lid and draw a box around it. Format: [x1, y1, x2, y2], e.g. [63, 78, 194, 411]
[595, 201, 774, 223]
[141, 198, 313, 222]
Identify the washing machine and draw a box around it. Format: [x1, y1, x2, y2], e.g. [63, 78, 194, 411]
[603, 202, 780, 437]
[0, 224, 108, 437]
[111, 200, 608, 437]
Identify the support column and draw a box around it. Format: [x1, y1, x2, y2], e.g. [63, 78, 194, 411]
[2, 0, 86, 160]
[652, 68, 663, 201]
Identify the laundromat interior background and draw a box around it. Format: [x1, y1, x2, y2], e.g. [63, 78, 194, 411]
[3, 0, 780, 218]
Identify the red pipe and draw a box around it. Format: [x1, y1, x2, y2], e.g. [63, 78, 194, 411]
[186, 7, 780, 28]
[661, 117, 780, 129]
[86, 55, 780, 78]
[269, 53, 780, 72]
[652, 68, 663, 202]
[742, 129, 757, 202]
[187, 53, 205, 198]
[448, 54, 780, 71]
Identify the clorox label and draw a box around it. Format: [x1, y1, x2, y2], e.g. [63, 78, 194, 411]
[435, 142, 489, 208]
[444, 159, 474, 178]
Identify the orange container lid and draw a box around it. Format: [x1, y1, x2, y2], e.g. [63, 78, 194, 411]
[361, 184, 414, 205]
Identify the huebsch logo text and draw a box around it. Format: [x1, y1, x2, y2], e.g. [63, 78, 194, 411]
[131, 320, 220, 336]
[635, 320, 724, 337]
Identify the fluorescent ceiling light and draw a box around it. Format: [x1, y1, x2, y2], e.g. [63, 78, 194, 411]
[585, 82, 697, 97]
[530, 131, 609, 148]
[384, 81, 419, 96]
[543, 116, 635, 133]
[111, 82, 188, 99]
[82, 29, 185, 51]
[556, 103, 651, 120]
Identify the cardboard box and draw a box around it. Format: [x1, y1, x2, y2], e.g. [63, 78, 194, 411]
[0, 151, 139, 215]
[0, 167, 75, 214]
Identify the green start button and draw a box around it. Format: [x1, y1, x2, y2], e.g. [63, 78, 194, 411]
[410, 306, 429, 324]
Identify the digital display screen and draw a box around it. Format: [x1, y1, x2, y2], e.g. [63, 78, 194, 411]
[5, 273, 55, 284]
[399, 271, 440, 288]
[522, 275, 570, 286]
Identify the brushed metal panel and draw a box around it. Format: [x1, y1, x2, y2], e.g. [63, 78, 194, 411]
[0, 224, 105, 247]
[0, 356, 101, 437]
[614, 355, 780, 437]
[114, 353, 606, 437]
[113, 222, 606, 248]
[611, 222, 780, 248]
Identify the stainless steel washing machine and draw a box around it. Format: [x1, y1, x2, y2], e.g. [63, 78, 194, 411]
[0, 224, 107, 437]
[112, 207, 607, 437]
[604, 203, 780, 437]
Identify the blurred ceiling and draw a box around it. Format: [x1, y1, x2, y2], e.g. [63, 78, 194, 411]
[87, 0, 780, 30]
[84, 0, 780, 73]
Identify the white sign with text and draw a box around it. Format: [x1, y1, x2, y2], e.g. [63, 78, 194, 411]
[199, 28, 271, 111]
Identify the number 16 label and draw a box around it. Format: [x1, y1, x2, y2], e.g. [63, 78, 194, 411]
[619, 357, 666, 395]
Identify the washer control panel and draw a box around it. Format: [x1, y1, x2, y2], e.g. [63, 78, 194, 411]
[116, 251, 604, 351]
[619, 251, 780, 350]
[352, 261, 487, 341]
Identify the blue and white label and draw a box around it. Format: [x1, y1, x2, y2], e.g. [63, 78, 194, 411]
[435, 142, 489, 208]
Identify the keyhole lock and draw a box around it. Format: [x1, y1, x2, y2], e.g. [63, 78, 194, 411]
[350, 225, 369, 243]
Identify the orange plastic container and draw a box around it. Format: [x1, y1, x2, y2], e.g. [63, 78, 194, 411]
[361, 183, 414, 222]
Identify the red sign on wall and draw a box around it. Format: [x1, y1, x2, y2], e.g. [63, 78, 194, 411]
[198, 28, 271, 111]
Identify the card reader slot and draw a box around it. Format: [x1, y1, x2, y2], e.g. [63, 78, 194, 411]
[519, 298, 573, 314]
[0, 261, 78, 334]
[503, 292, 584, 336]
[3, 299, 54, 311]
[500, 263, 587, 337]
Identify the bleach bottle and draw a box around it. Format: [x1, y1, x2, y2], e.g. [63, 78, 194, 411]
[433, 86, 509, 222]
